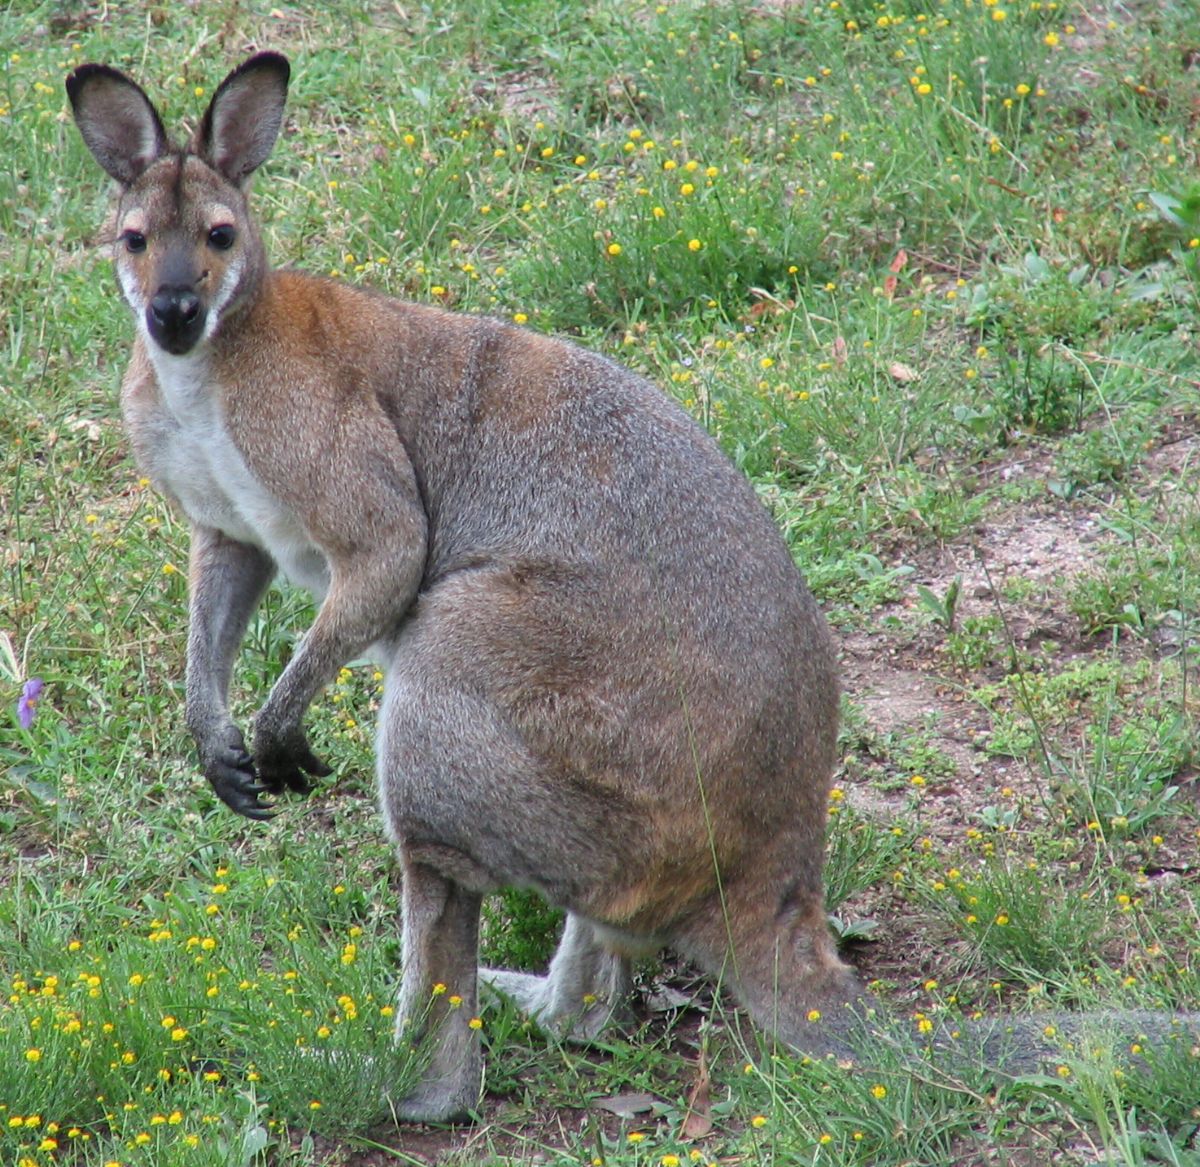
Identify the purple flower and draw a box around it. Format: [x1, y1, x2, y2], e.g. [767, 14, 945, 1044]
[17, 678, 43, 730]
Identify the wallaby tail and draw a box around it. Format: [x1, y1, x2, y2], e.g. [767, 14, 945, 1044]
[778, 996, 1200, 1079]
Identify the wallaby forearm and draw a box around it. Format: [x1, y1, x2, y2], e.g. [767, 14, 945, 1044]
[184, 525, 275, 740]
[178, 527, 279, 816]
[252, 552, 424, 750]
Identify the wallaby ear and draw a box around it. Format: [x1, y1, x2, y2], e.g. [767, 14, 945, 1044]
[66, 63, 169, 186]
[191, 52, 290, 184]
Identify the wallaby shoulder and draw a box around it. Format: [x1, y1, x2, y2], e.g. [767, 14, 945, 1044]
[228, 270, 633, 438]
[197, 271, 757, 566]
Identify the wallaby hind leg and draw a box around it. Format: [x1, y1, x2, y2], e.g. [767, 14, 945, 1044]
[389, 856, 484, 1123]
[377, 655, 651, 1110]
[480, 912, 633, 1042]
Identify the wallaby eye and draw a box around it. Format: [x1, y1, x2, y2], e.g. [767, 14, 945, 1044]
[207, 225, 236, 251]
[122, 230, 147, 254]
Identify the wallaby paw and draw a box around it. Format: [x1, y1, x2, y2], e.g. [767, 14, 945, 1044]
[252, 722, 332, 797]
[195, 721, 276, 819]
[297, 1048, 477, 1123]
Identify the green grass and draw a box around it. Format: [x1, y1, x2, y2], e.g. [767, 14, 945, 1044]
[3, 0, 1199, 1163]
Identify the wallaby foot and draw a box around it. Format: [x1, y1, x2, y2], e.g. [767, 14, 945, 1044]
[933, 1008, 1200, 1075]
[748, 984, 1200, 1080]
[480, 912, 633, 1042]
[386, 1076, 476, 1125]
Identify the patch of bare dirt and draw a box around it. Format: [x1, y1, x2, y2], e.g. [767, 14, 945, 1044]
[833, 426, 1200, 992]
[470, 67, 563, 125]
[1136, 424, 1200, 486]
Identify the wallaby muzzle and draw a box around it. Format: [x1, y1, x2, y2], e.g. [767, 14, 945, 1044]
[148, 284, 205, 355]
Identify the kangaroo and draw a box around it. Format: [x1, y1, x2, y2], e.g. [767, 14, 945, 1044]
[67, 54, 1197, 1123]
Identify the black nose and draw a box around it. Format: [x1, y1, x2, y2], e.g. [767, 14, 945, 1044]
[150, 288, 201, 329]
[147, 287, 205, 354]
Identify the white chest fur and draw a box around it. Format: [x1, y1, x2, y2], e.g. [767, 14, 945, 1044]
[146, 348, 331, 600]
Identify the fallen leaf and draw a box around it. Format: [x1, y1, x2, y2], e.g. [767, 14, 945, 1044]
[646, 985, 694, 1012]
[594, 1092, 659, 1119]
[67, 416, 102, 442]
[679, 1049, 713, 1141]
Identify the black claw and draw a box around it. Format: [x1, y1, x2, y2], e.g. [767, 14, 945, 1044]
[239, 800, 277, 821]
[207, 762, 274, 820]
[219, 779, 275, 820]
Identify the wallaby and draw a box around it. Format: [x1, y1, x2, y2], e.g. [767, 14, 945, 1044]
[67, 54, 1197, 1123]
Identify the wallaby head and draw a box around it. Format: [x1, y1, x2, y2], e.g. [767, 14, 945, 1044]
[66, 53, 288, 356]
